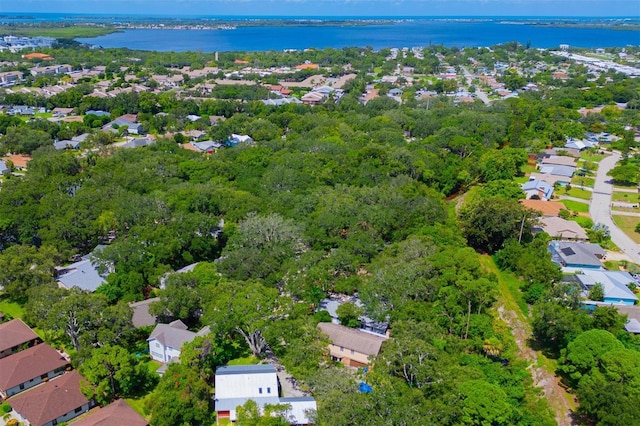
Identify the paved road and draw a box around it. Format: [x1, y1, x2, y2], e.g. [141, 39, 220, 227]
[460, 65, 491, 105]
[590, 152, 640, 264]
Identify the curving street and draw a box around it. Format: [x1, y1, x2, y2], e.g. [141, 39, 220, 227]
[589, 151, 640, 264]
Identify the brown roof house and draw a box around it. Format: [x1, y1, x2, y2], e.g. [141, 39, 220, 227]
[536, 216, 588, 240]
[0, 343, 69, 398]
[70, 399, 148, 426]
[10, 371, 94, 426]
[317, 322, 388, 368]
[0, 318, 40, 359]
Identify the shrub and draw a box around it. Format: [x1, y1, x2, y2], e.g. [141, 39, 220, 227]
[1, 403, 11, 413]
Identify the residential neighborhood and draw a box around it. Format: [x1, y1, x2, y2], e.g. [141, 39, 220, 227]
[0, 23, 639, 426]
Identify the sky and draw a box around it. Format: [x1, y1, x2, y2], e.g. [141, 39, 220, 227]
[2, 0, 639, 17]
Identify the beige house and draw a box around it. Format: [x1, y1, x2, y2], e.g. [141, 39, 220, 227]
[537, 216, 588, 240]
[318, 323, 388, 368]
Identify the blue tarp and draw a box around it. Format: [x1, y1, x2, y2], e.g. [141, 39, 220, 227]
[359, 382, 373, 393]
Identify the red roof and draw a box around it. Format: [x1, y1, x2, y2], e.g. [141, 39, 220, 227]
[10, 371, 90, 426]
[2, 154, 32, 169]
[71, 399, 148, 426]
[0, 319, 39, 353]
[0, 343, 68, 391]
[23, 53, 53, 60]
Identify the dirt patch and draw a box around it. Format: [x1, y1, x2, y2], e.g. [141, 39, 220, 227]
[497, 305, 578, 426]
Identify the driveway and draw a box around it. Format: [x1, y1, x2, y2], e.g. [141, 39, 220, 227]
[590, 152, 640, 264]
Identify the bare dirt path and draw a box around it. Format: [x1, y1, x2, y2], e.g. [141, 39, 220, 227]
[481, 256, 578, 426]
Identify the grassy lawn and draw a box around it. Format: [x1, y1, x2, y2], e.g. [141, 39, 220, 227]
[480, 256, 529, 318]
[570, 175, 595, 188]
[560, 199, 590, 213]
[611, 191, 639, 204]
[580, 152, 606, 163]
[514, 175, 530, 184]
[142, 359, 163, 373]
[125, 397, 149, 418]
[521, 164, 538, 174]
[227, 355, 260, 366]
[561, 187, 592, 200]
[612, 215, 640, 244]
[569, 216, 594, 229]
[0, 295, 25, 320]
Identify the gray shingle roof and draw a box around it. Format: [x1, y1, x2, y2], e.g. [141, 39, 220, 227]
[129, 297, 159, 328]
[318, 322, 387, 356]
[147, 320, 196, 350]
[551, 241, 604, 268]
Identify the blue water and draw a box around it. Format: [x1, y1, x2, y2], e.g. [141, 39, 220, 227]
[75, 21, 640, 52]
[0, 13, 638, 51]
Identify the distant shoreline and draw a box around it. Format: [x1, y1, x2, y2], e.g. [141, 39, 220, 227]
[1, 17, 638, 40]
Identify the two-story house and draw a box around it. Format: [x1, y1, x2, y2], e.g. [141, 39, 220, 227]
[147, 320, 209, 365]
[317, 322, 388, 368]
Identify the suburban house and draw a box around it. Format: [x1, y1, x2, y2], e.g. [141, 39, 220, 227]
[575, 270, 638, 306]
[0, 159, 8, 174]
[1, 154, 31, 170]
[535, 216, 588, 240]
[537, 163, 575, 181]
[214, 365, 317, 425]
[10, 371, 94, 426]
[540, 155, 577, 168]
[147, 319, 209, 364]
[54, 139, 81, 150]
[102, 114, 143, 135]
[549, 241, 605, 270]
[0, 343, 69, 398]
[70, 399, 148, 426]
[181, 140, 225, 153]
[0, 319, 40, 359]
[565, 138, 597, 151]
[121, 137, 155, 149]
[522, 178, 554, 200]
[56, 249, 109, 292]
[129, 297, 160, 328]
[317, 297, 389, 337]
[520, 199, 565, 217]
[317, 322, 388, 368]
[0, 71, 24, 87]
[30, 64, 72, 76]
[227, 134, 253, 146]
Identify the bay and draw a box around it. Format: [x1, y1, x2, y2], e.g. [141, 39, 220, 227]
[74, 20, 640, 52]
